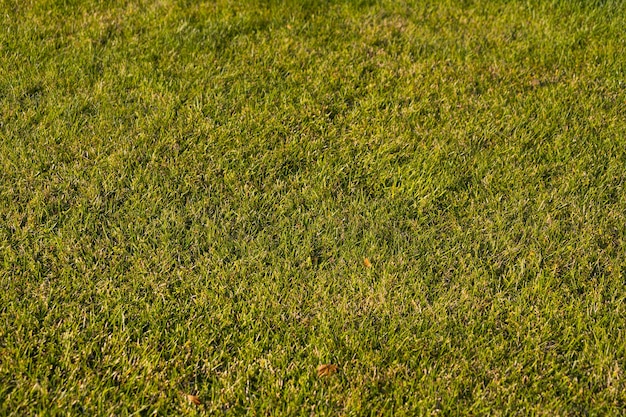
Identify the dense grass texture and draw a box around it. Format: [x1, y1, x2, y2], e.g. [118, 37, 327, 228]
[1, 0, 626, 414]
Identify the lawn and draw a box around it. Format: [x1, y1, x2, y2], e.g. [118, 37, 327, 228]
[1, 0, 626, 414]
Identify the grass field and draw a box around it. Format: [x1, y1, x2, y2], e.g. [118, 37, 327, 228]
[1, 0, 626, 414]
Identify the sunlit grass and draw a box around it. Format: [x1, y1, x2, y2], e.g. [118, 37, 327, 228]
[1, 0, 626, 414]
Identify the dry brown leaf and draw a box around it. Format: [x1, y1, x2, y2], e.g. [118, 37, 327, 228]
[363, 258, 372, 268]
[186, 394, 201, 405]
[317, 364, 339, 377]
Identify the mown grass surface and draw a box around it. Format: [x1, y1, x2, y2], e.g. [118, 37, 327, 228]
[1, 0, 626, 414]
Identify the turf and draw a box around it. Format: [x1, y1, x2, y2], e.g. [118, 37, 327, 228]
[1, 0, 626, 415]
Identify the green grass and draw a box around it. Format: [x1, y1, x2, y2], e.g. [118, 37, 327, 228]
[1, 0, 626, 414]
